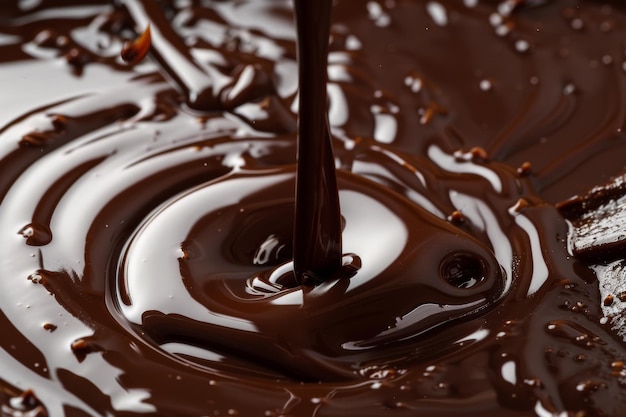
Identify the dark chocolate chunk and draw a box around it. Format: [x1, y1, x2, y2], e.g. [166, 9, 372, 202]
[557, 173, 626, 262]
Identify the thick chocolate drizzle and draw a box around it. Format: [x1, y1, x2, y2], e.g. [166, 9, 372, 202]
[292, 0, 342, 285]
[0, 1, 625, 416]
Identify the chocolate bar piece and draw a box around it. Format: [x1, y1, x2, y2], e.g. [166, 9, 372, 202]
[557, 173, 626, 263]
[558, 173, 626, 341]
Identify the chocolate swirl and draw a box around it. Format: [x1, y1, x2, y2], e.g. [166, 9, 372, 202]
[0, 1, 625, 416]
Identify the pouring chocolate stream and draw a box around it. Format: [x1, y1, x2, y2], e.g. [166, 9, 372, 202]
[292, 0, 343, 285]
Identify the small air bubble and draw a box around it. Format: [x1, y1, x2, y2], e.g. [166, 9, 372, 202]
[600, 20, 613, 32]
[498, 0, 516, 16]
[571, 18, 584, 30]
[524, 378, 541, 387]
[404, 75, 423, 93]
[515, 40, 530, 53]
[489, 13, 503, 27]
[479, 79, 492, 91]
[426, 2, 448, 26]
[563, 83, 576, 95]
[345, 35, 362, 50]
[495, 24, 510, 37]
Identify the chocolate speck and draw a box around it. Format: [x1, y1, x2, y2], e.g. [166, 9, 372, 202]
[469, 146, 488, 161]
[70, 339, 103, 362]
[121, 25, 151, 65]
[42, 323, 57, 332]
[517, 161, 532, 176]
[448, 210, 465, 224]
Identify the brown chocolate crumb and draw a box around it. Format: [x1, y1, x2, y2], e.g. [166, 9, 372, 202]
[448, 210, 465, 224]
[259, 97, 271, 110]
[420, 106, 435, 125]
[71, 338, 103, 362]
[121, 25, 152, 65]
[20, 132, 49, 147]
[517, 161, 532, 176]
[50, 115, 67, 132]
[65, 48, 89, 69]
[419, 102, 447, 125]
[618, 291, 626, 302]
[604, 294, 614, 306]
[469, 146, 488, 161]
[511, 198, 530, 213]
[42, 323, 57, 332]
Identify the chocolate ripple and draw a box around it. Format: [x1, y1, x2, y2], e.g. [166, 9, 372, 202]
[116, 166, 505, 382]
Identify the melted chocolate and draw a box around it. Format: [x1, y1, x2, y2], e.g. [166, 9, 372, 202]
[0, 1, 625, 416]
[293, 0, 342, 284]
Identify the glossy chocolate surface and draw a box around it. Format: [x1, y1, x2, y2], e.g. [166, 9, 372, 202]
[0, 1, 625, 416]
